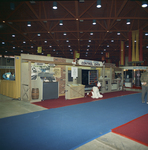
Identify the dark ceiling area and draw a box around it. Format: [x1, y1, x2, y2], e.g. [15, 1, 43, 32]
[0, 0, 148, 65]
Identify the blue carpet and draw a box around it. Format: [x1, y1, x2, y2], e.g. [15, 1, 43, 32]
[0, 93, 148, 150]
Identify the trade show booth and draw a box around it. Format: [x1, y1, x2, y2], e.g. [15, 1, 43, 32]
[0, 54, 124, 102]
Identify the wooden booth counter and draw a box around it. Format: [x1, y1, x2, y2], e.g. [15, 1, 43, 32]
[65, 84, 85, 100]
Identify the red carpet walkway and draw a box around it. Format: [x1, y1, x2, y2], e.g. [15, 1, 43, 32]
[112, 114, 148, 146]
[32, 91, 139, 109]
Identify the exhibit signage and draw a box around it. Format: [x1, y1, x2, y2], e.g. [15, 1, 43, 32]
[71, 67, 78, 79]
[78, 59, 103, 67]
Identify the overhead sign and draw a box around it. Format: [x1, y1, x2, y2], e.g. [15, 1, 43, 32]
[78, 59, 103, 67]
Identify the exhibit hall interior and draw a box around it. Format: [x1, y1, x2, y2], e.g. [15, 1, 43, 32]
[0, 0, 148, 150]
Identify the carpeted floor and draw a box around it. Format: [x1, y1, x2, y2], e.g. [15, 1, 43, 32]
[0, 92, 147, 150]
[32, 90, 139, 109]
[112, 113, 148, 146]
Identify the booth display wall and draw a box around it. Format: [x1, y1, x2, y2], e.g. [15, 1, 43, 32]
[0, 56, 21, 98]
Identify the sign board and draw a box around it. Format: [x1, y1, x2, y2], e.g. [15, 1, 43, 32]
[78, 59, 103, 67]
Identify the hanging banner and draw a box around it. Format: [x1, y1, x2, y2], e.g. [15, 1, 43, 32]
[74, 50, 80, 59]
[37, 47, 42, 53]
[101, 56, 105, 61]
[135, 30, 139, 61]
[128, 31, 132, 62]
[105, 52, 109, 58]
[139, 29, 143, 61]
[131, 30, 140, 62]
[120, 41, 125, 65]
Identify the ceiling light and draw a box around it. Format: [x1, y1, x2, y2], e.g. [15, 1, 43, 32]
[53, 49, 55, 51]
[2, 41, 5, 44]
[63, 32, 67, 35]
[146, 45, 148, 48]
[92, 19, 96, 25]
[27, 21, 31, 27]
[104, 49, 106, 51]
[21, 50, 23, 52]
[12, 34, 15, 37]
[117, 32, 120, 35]
[88, 39, 91, 42]
[49, 45, 52, 48]
[126, 19, 130, 25]
[107, 44, 109, 47]
[87, 44, 90, 47]
[37, 33, 41, 36]
[31, 46, 33, 48]
[13, 47, 15, 49]
[44, 40, 47, 43]
[96, 0, 101, 8]
[142, 1, 148, 8]
[145, 33, 148, 36]
[23, 41, 26, 43]
[59, 20, 63, 25]
[90, 32, 93, 35]
[111, 39, 114, 42]
[53, 2, 57, 9]
[66, 39, 69, 42]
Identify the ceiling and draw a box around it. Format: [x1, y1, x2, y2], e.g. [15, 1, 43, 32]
[0, 0, 148, 65]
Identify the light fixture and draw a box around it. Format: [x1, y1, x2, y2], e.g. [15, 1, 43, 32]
[146, 45, 148, 48]
[12, 34, 15, 37]
[44, 40, 47, 43]
[92, 19, 96, 25]
[68, 44, 71, 47]
[37, 33, 41, 36]
[111, 39, 114, 42]
[87, 49, 89, 51]
[53, 2, 57, 9]
[66, 39, 69, 42]
[63, 32, 67, 35]
[49, 45, 52, 48]
[23, 41, 26, 43]
[101, 52, 103, 54]
[59, 20, 63, 25]
[104, 49, 106, 51]
[96, 0, 101, 8]
[31, 45, 33, 48]
[117, 32, 120, 35]
[70, 49, 72, 51]
[53, 49, 55, 51]
[126, 19, 130, 25]
[2, 41, 5, 44]
[88, 39, 91, 42]
[13, 46, 15, 49]
[27, 21, 31, 27]
[145, 33, 148, 36]
[87, 44, 90, 47]
[107, 44, 109, 47]
[21, 50, 23, 52]
[142, 1, 148, 8]
[90, 32, 93, 35]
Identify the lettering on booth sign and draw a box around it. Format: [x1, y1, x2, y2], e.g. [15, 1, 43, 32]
[78, 59, 103, 67]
